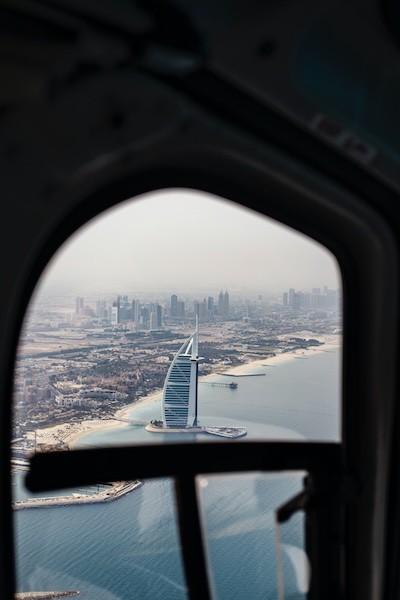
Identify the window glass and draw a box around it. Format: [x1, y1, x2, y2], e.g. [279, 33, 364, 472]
[14, 477, 187, 599]
[197, 472, 308, 600]
[13, 189, 342, 598]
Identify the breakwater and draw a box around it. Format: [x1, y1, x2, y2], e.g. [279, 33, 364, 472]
[13, 480, 143, 510]
[16, 592, 79, 599]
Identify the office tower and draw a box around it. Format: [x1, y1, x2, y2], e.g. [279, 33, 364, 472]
[75, 297, 84, 315]
[201, 298, 207, 319]
[293, 293, 301, 309]
[119, 297, 131, 321]
[119, 303, 126, 321]
[141, 306, 149, 327]
[207, 296, 214, 320]
[218, 290, 230, 318]
[224, 290, 229, 316]
[177, 300, 185, 317]
[300, 292, 310, 308]
[218, 290, 224, 316]
[111, 301, 119, 324]
[150, 311, 158, 330]
[194, 299, 207, 320]
[283, 292, 288, 305]
[162, 319, 201, 428]
[132, 300, 140, 322]
[156, 304, 162, 328]
[288, 288, 295, 307]
[171, 294, 178, 317]
[96, 300, 107, 319]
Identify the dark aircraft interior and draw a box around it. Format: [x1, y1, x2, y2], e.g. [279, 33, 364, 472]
[1, 1, 400, 599]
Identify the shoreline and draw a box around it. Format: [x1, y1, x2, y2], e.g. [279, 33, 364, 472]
[44, 334, 341, 447]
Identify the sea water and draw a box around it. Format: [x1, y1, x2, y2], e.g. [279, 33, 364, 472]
[14, 347, 340, 599]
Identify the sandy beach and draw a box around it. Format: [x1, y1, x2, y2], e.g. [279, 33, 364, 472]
[42, 333, 341, 447]
[223, 334, 340, 375]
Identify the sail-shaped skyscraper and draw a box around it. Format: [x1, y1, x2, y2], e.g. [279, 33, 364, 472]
[146, 318, 246, 437]
[162, 317, 202, 428]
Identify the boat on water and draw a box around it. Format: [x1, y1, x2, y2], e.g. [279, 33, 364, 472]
[203, 426, 247, 439]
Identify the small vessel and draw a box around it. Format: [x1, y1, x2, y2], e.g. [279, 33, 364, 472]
[203, 426, 247, 439]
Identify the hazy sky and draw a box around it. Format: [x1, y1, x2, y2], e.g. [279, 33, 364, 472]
[39, 189, 341, 295]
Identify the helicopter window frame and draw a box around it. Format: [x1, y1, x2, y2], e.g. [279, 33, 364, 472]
[2, 146, 398, 600]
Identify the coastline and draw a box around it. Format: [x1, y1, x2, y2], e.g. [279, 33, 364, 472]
[222, 334, 340, 375]
[46, 333, 341, 447]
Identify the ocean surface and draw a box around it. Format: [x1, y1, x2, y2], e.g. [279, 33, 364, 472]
[14, 347, 340, 599]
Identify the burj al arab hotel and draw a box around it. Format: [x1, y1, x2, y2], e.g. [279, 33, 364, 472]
[162, 318, 202, 428]
[146, 319, 246, 437]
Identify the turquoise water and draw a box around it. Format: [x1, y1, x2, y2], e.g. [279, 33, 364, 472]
[14, 348, 340, 599]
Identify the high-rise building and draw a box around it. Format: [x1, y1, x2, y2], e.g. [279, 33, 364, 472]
[219, 290, 230, 317]
[111, 302, 119, 324]
[218, 290, 230, 318]
[224, 290, 229, 317]
[218, 290, 224, 316]
[150, 311, 158, 330]
[75, 297, 84, 314]
[207, 296, 214, 320]
[177, 300, 185, 317]
[293, 293, 301, 310]
[132, 300, 140, 322]
[141, 306, 149, 327]
[96, 300, 107, 319]
[162, 320, 201, 428]
[194, 299, 207, 320]
[288, 288, 295, 307]
[283, 292, 288, 305]
[156, 304, 162, 328]
[171, 294, 178, 317]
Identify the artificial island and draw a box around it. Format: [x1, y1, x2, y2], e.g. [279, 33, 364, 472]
[146, 318, 247, 438]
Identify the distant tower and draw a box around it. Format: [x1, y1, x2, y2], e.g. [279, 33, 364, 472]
[156, 304, 162, 328]
[224, 290, 230, 317]
[162, 317, 202, 428]
[132, 300, 140, 322]
[288, 288, 295, 308]
[207, 296, 214, 320]
[75, 297, 84, 315]
[171, 294, 178, 317]
[177, 300, 185, 317]
[111, 301, 119, 324]
[218, 290, 224, 317]
[150, 311, 158, 330]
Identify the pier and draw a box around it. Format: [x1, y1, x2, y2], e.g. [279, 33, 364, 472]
[217, 372, 266, 378]
[111, 417, 147, 426]
[200, 381, 238, 389]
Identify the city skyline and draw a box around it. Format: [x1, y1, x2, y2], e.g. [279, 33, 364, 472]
[35, 189, 341, 296]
